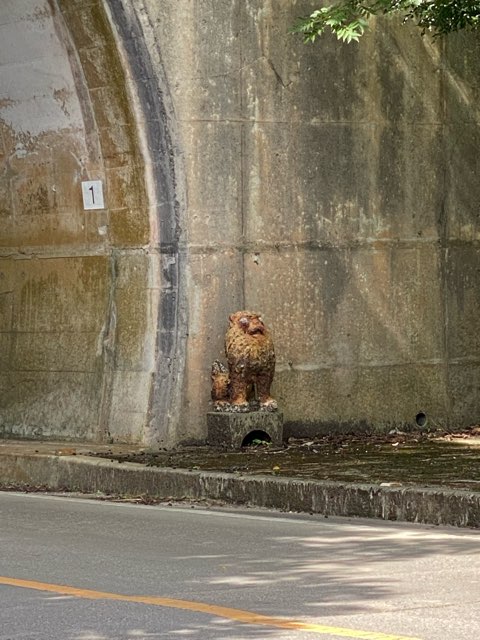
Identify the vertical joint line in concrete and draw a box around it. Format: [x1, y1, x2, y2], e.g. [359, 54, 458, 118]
[98, 251, 118, 441]
[439, 37, 451, 423]
[239, 0, 246, 309]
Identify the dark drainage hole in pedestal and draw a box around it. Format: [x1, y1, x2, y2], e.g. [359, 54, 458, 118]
[415, 412, 427, 427]
[242, 430, 272, 447]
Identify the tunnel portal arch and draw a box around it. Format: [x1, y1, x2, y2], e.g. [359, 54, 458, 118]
[0, 0, 186, 446]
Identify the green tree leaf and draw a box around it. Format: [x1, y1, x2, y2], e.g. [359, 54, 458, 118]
[290, 0, 480, 43]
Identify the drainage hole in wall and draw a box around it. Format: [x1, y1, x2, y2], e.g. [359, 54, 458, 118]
[415, 412, 427, 427]
[242, 430, 272, 447]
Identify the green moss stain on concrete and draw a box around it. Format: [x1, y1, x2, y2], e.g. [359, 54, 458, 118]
[58, 0, 149, 246]
[0, 1, 156, 442]
[114, 254, 151, 371]
[14, 257, 110, 334]
[57, 0, 152, 436]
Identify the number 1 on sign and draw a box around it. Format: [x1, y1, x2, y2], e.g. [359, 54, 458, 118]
[82, 180, 105, 210]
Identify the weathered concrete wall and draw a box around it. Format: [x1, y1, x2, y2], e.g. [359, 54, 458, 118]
[140, 0, 480, 439]
[1, 0, 479, 445]
[0, 0, 159, 443]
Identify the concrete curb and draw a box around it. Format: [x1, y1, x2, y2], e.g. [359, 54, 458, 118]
[1, 452, 480, 529]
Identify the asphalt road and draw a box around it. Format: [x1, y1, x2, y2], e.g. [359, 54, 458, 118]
[1, 493, 479, 640]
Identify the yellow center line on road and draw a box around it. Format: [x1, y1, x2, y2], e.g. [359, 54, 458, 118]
[0, 576, 421, 640]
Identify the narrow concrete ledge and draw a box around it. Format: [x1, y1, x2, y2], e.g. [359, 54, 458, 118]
[207, 411, 284, 448]
[1, 451, 480, 529]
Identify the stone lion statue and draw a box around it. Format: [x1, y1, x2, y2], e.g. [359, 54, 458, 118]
[211, 310, 277, 412]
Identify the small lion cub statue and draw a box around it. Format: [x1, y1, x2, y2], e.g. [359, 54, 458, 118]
[211, 310, 277, 412]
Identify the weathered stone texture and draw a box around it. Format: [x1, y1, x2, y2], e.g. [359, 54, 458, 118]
[446, 248, 480, 360]
[183, 122, 243, 247]
[0, 371, 102, 440]
[147, 0, 480, 436]
[275, 364, 448, 434]
[207, 411, 284, 449]
[1, 0, 479, 444]
[181, 251, 244, 442]
[0, 0, 154, 443]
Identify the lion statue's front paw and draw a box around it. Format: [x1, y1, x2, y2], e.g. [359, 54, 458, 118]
[259, 398, 278, 412]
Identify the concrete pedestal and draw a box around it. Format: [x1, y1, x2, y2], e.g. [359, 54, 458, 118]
[207, 411, 284, 449]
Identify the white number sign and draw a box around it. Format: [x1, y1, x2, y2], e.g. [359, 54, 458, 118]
[82, 180, 105, 210]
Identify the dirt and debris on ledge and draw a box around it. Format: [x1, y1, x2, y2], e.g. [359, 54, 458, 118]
[88, 426, 480, 491]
